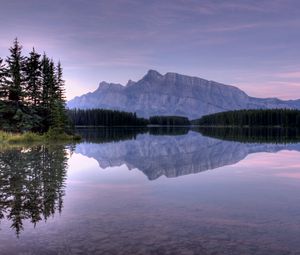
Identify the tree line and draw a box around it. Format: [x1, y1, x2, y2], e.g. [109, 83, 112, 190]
[68, 109, 192, 126]
[192, 109, 300, 127]
[0, 39, 68, 133]
[71, 109, 300, 128]
[68, 108, 149, 126]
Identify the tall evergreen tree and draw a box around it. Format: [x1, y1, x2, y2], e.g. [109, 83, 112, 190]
[41, 53, 51, 109]
[0, 39, 70, 133]
[24, 48, 42, 106]
[49, 60, 58, 101]
[46, 61, 68, 131]
[6, 38, 26, 102]
[48, 60, 61, 129]
[39, 54, 54, 131]
[55, 61, 65, 102]
[0, 57, 8, 99]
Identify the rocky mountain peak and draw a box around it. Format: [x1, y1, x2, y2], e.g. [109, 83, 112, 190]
[126, 79, 136, 87]
[67, 70, 300, 119]
[97, 81, 125, 92]
[97, 81, 110, 89]
[143, 69, 163, 81]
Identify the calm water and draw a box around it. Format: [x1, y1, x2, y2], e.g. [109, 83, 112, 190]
[0, 128, 300, 255]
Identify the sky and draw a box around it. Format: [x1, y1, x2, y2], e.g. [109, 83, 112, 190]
[0, 0, 300, 100]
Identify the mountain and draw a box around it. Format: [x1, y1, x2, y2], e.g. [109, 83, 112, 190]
[67, 70, 300, 119]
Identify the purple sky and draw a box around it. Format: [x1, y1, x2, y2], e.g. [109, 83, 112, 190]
[0, 0, 300, 100]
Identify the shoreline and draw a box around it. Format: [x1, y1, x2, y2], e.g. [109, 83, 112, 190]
[0, 130, 81, 144]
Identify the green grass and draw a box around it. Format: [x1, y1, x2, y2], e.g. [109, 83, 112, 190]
[0, 130, 81, 144]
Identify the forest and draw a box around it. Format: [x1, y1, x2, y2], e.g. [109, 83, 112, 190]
[0, 39, 69, 134]
[68, 108, 148, 126]
[192, 109, 300, 127]
[68, 109, 192, 126]
[69, 109, 300, 128]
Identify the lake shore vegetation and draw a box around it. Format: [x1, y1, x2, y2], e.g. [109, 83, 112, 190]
[0, 39, 79, 142]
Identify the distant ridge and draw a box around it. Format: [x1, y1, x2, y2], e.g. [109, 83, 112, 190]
[67, 70, 300, 119]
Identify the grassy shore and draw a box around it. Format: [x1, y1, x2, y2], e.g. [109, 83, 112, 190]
[0, 130, 81, 144]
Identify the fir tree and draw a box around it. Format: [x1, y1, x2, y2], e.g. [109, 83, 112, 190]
[40, 57, 68, 132]
[48, 60, 61, 130]
[24, 48, 42, 106]
[41, 53, 51, 109]
[47, 59, 57, 105]
[6, 38, 26, 102]
[0, 57, 8, 99]
[0, 39, 70, 133]
[55, 61, 65, 102]
[40, 54, 54, 131]
[51, 61, 68, 131]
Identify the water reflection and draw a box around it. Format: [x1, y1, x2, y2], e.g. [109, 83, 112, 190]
[196, 127, 300, 143]
[75, 126, 190, 143]
[0, 128, 300, 255]
[76, 127, 300, 180]
[1, 127, 300, 237]
[0, 144, 69, 235]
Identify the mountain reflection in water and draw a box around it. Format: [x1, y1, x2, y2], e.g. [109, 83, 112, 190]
[76, 127, 300, 180]
[0, 125, 300, 255]
[1, 127, 300, 237]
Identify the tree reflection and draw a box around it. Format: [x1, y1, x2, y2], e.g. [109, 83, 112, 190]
[195, 127, 300, 143]
[0, 144, 68, 236]
[76, 127, 189, 144]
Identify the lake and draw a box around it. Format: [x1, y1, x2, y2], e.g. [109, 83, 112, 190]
[0, 127, 300, 255]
